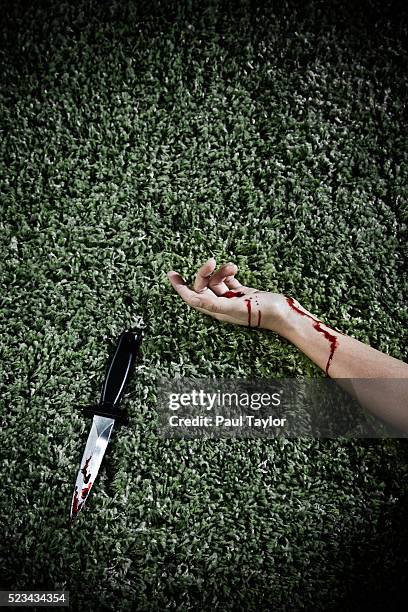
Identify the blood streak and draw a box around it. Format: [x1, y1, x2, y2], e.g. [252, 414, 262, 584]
[81, 456, 92, 484]
[72, 487, 83, 516]
[244, 298, 252, 327]
[72, 488, 79, 514]
[223, 291, 245, 298]
[222, 290, 262, 328]
[286, 296, 339, 374]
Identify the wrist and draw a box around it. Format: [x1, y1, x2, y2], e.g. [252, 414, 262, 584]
[263, 293, 300, 339]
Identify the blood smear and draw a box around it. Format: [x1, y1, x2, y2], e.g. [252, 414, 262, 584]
[223, 291, 245, 298]
[286, 297, 338, 374]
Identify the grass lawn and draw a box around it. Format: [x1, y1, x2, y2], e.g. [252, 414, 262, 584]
[1, 0, 408, 610]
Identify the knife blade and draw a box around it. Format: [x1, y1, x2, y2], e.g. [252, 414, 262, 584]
[70, 329, 142, 520]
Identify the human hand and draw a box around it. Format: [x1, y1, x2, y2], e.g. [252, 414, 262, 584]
[167, 258, 292, 336]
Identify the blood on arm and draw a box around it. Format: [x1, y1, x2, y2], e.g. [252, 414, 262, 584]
[223, 291, 262, 329]
[286, 297, 339, 375]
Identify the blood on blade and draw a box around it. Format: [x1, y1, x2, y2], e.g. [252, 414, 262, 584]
[81, 456, 92, 484]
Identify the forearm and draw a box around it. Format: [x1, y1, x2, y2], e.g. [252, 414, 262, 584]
[269, 296, 408, 431]
[282, 299, 407, 378]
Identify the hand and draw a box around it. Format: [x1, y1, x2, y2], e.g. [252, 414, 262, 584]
[167, 258, 291, 335]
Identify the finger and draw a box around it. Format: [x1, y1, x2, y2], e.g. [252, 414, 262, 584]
[167, 271, 243, 325]
[167, 271, 200, 304]
[193, 258, 217, 293]
[224, 274, 243, 290]
[208, 262, 239, 296]
[167, 271, 219, 311]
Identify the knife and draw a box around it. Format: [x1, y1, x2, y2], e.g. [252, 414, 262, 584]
[70, 329, 142, 520]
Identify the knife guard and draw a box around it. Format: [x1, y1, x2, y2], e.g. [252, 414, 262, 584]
[77, 329, 142, 426]
[80, 404, 130, 425]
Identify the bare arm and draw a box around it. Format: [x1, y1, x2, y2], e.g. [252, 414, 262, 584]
[281, 296, 406, 378]
[167, 259, 408, 430]
[281, 296, 408, 431]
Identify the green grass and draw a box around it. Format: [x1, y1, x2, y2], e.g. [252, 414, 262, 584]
[1, 0, 408, 610]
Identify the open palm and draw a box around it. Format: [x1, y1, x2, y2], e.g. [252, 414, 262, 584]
[167, 258, 288, 332]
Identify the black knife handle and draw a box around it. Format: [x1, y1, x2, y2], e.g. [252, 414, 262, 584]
[100, 329, 142, 408]
[79, 329, 142, 423]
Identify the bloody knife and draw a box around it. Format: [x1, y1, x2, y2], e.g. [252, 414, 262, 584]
[70, 329, 142, 520]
